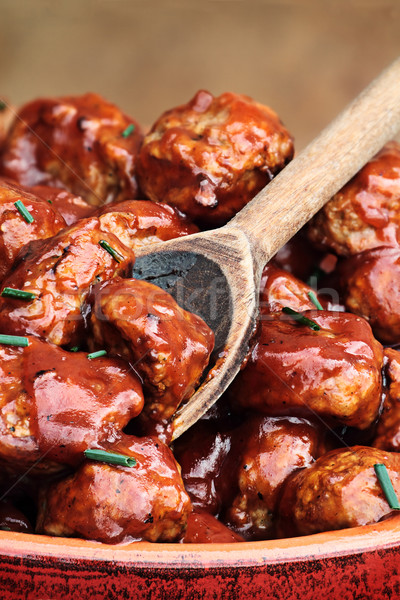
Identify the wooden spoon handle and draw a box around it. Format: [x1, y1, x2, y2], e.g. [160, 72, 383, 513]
[229, 57, 400, 269]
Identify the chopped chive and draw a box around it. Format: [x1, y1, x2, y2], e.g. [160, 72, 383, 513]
[14, 200, 34, 224]
[307, 266, 326, 288]
[0, 334, 29, 347]
[307, 291, 323, 311]
[69, 346, 80, 352]
[1, 287, 36, 301]
[374, 463, 400, 510]
[99, 240, 124, 263]
[282, 307, 320, 331]
[84, 448, 137, 467]
[0, 100, 6, 111]
[87, 350, 107, 360]
[121, 123, 135, 138]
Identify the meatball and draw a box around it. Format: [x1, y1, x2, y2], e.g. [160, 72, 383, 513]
[278, 446, 400, 536]
[308, 142, 400, 256]
[0, 178, 66, 281]
[136, 90, 294, 225]
[339, 246, 400, 344]
[259, 263, 324, 316]
[37, 436, 192, 543]
[224, 416, 328, 540]
[181, 510, 244, 543]
[90, 277, 215, 422]
[0, 336, 143, 470]
[173, 420, 236, 515]
[30, 185, 95, 225]
[97, 199, 198, 251]
[0, 217, 135, 346]
[230, 311, 383, 429]
[373, 349, 400, 452]
[0, 93, 143, 206]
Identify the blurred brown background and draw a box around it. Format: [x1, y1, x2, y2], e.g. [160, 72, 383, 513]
[1, 0, 400, 149]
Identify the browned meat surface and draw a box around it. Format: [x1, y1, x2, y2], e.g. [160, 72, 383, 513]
[278, 446, 400, 536]
[0, 178, 66, 281]
[136, 90, 294, 225]
[0, 336, 143, 470]
[37, 436, 192, 543]
[308, 142, 400, 256]
[0, 93, 143, 206]
[0, 217, 135, 346]
[89, 277, 214, 422]
[97, 199, 198, 251]
[230, 311, 383, 429]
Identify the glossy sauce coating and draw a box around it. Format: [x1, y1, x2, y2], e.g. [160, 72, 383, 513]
[89, 277, 214, 421]
[181, 510, 244, 543]
[224, 416, 328, 540]
[277, 446, 400, 536]
[259, 263, 324, 315]
[0, 93, 143, 205]
[230, 311, 383, 429]
[136, 90, 294, 225]
[0, 336, 143, 469]
[308, 142, 400, 256]
[0, 178, 66, 281]
[30, 185, 95, 225]
[373, 348, 400, 451]
[37, 435, 192, 543]
[0, 217, 135, 346]
[339, 246, 400, 344]
[97, 199, 198, 251]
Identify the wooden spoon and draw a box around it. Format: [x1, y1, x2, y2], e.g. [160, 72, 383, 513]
[132, 58, 400, 440]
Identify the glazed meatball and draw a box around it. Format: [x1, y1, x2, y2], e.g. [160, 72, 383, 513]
[373, 349, 400, 452]
[259, 264, 324, 316]
[0, 178, 66, 281]
[230, 311, 383, 429]
[339, 246, 400, 344]
[308, 142, 400, 256]
[30, 185, 95, 225]
[181, 510, 244, 543]
[0, 93, 143, 206]
[90, 277, 215, 422]
[0, 217, 135, 346]
[37, 436, 192, 543]
[97, 199, 198, 251]
[0, 336, 143, 470]
[224, 416, 328, 540]
[278, 446, 400, 536]
[136, 90, 294, 225]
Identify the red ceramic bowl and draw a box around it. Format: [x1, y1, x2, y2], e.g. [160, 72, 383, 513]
[1, 513, 400, 599]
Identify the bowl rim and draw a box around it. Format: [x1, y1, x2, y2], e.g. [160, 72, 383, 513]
[1, 513, 400, 569]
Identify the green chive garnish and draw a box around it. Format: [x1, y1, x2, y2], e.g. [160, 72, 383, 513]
[14, 200, 34, 224]
[69, 346, 80, 352]
[1, 287, 36, 301]
[307, 291, 323, 311]
[282, 307, 320, 331]
[121, 124, 135, 138]
[0, 100, 6, 111]
[374, 463, 400, 510]
[99, 240, 124, 263]
[0, 334, 29, 347]
[87, 350, 107, 360]
[84, 448, 137, 467]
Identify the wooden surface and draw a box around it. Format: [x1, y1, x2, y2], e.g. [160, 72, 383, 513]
[1, 1, 400, 150]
